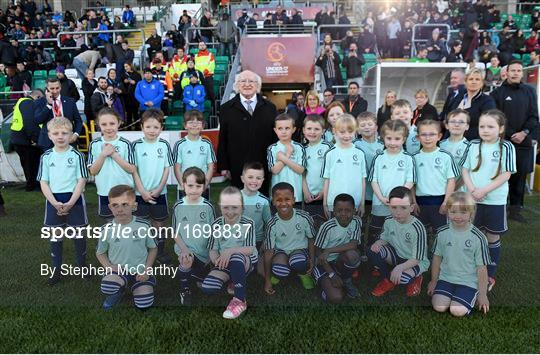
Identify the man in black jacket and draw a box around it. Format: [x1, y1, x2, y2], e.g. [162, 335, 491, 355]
[217, 70, 277, 193]
[342, 82, 368, 117]
[10, 90, 44, 191]
[491, 60, 540, 223]
[342, 43, 365, 86]
[440, 69, 465, 121]
[90, 76, 110, 116]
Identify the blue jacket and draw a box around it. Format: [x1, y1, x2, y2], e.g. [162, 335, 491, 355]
[122, 10, 134, 24]
[182, 83, 206, 112]
[135, 78, 164, 111]
[34, 96, 83, 149]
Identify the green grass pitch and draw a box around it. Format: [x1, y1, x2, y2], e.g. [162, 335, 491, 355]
[1, 184, 539, 353]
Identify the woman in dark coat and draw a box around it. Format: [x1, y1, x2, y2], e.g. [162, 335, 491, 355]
[461, 22, 480, 61]
[82, 68, 97, 124]
[412, 89, 439, 125]
[377, 89, 396, 128]
[448, 68, 496, 140]
[121, 62, 142, 129]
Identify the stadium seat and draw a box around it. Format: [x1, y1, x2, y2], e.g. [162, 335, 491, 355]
[94, 67, 109, 79]
[215, 63, 228, 73]
[215, 56, 229, 64]
[164, 115, 183, 130]
[48, 69, 57, 78]
[364, 53, 377, 61]
[523, 53, 531, 65]
[1, 86, 11, 99]
[33, 79, 47, 91]
[33, 70, 48, 79]
[513, 53, 522, 60]
[0, 74, 6, 89]
[65, 68, 79, 79]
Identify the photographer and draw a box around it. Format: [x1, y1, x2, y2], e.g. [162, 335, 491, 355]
[315, 44, 343, 89]
[342, 43, 365, 86]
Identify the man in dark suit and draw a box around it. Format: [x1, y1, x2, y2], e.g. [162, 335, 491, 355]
[440, 69, 465, 121]
[34, 77, 83, 150]
[217, 70, 277, 193]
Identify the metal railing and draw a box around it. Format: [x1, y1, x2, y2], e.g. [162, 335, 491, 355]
[245, 23, 316, 35]
[185, 26, 223, 48]
[411, 23, 451, 58]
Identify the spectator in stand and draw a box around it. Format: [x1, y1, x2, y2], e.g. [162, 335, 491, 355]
[245, 13, 258, 34]
[11, 60, 32, 100]
[497, 25, 514, 66]
[90, 76, 110, 116]
[183, 73, 206, 112]
[386, 15, 401, 58]
[446, 40, 463, 63]
[216, 13, 237, 58]
[272, 5, 289, 27]
[398, 19, 414, 59]
[362, 11, 375, 33]
[113, 16, 123, 31]
[72, 46, 101, 80]
[290, 9, 303, 26]
[82, 68, 97, 123]
[485, 55, 503, 87]
[93, 19, 111, 47]
[315, 44, 343, 89]
[106, 84, 125, 121]
[426, 28, 448, 62]
[358, 25, 377, 54]
[305, 90, 325, 116]
[263, 13, 274, 32]
[179, 56, 205, 93]
[503, 14, 518, 30]
[338, 9, 351, 40]
[237, 9, 249, 34]
[195, 41, 215, 102]
[530, 49, 540, 65]
[166, 24, 186, 51]
[513, 29, 527, 57]
[412, 89, 438, 125]
[122, 5, 135, 27]
[478, 36, 498, 65]
[56, 65, 80, 102]
[525, 30, 540, 53]
[106, 68, 123, 96]
[461, 22, 480, 61]
[135, 67, 164, 113]
[410, 47, 429, 63]
[377, 89, 397, 127]
[322, 88, 335, 108]
[342, 43, 365, 86]
[121, 62, 141, 129]
[200, 10, 213, 43]
[341, 30, 357, 55]
[342, 81, 368, 117]
[112, 39, 134, 80]
[145, 29, 162, 62]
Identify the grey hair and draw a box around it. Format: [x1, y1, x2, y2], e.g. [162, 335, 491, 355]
[233, 70, 262, 93]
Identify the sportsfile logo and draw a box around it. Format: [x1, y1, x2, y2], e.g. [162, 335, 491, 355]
[40, 223, 252, 241]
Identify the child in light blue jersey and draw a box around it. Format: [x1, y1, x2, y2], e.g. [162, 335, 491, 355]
[88, 108, 136, 219]
[391, 99, 420, 154]
[264, 183, 316, 294]
[302, 114, 332, 226]
[428, 192, 490, 317]
[322, 114, 367, 218]
[314, 194, 362, 303]
[354, 112, 384, 217]
[461, 109, 516, 292]
[201, 187, 257, 319]
[322, 101, 345, 144]
[173, 167, 215, 306]
[240, 161, 272, 248]
[414, 119, 459, 231]
[38, 117, 88, 286]
[96, 185, 158, 310]
[132, 109, 174, 264]
[267, 113, 305, 204]
[368, 120, 416, 244]
[440, 109, 470, 190]
[173, 110, 216, 200]
[367, 186, 429, 297]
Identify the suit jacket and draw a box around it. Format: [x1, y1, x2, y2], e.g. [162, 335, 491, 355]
[34, 96, 83, 149]
[217, 94, 277, 192]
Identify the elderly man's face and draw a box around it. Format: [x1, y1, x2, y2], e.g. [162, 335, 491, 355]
[238, 73, 258, 98]
[450, 71, 464, 89]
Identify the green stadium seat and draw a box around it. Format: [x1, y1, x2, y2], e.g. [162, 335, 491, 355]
[33, 70, 48, 79]
[33, 79, 47, 91]
[204, 100, 211, 110]
[1, 86, 11, 99]
[48, 69, 57, 78]
[512, 53, 522, 60]
[214, 73, 225, 84]
[215, 56, 229, 64]
[189, 48, 199, 55]
[164, 115, 183, 130]
[0, 74, 6, 89]
[523, 53, 531, 65]
[215, 63, 228, 73]
[364, 53, 377, 61]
